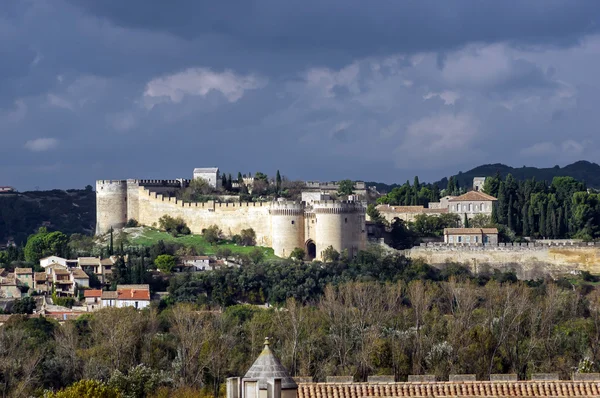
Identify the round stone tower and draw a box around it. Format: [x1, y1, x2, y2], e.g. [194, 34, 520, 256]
[269, 201, 305, 258]
[95, 180, 128, 235]
[312, 200, 366, 260]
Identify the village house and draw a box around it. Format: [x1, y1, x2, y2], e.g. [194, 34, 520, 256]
[71, 268, 90, 288]
[448, 190, 497, 219]
[0, 269, 21, 299]
[34, 272, 49, 294]
[14, 268, 33, 289]
[84, 289, 102, 311]
[444, 228, 499, 245]
[50, 267, 74, 296]
[40, 256, 68, 268]
[178, 256, 210, 272]
[101, 284, 150, 310]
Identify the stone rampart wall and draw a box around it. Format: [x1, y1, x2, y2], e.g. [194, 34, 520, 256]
[407, 243, 600, 279]
[137, 188, 273, 247]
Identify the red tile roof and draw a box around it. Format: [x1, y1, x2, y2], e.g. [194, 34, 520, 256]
[117, 289, 150, 301]
[84, 289, 102, 298]
[297, 381, 600, 397]
[449, 191, 497, 202]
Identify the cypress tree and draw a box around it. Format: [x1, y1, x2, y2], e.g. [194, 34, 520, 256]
[497, 182, 507, 225]
[463, 213, 469, 228]
[276, 170, 282, 193]
[507, 194, 514, 231]
[539, 202, 546, 237]
[221, 174, 227, 189]
[109, 227, 114, 255]
[522, 203, 530, 236]
[491, 204, 499, 224]
[432, 184, 441, 202]
[227, 174, 233, 190]
[527, 204, 535, 237]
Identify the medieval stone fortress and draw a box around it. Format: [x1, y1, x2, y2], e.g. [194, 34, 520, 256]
[96, 167, 367, 261]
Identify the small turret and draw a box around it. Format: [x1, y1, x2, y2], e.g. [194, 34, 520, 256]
[228, 337, 297, 398]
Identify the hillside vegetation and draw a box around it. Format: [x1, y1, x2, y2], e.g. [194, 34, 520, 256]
[120, 227, 276, 259]
[0, 188, 95, 244]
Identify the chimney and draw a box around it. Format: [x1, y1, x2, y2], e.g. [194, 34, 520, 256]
[131, 289, 136, 298]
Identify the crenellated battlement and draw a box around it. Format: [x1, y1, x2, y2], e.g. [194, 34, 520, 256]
[96, 179, 127, 185]
[97, 170, 367, 260]
[311, 200, 365, 214]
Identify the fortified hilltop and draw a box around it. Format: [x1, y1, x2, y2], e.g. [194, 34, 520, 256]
[96, 169, 366, 261]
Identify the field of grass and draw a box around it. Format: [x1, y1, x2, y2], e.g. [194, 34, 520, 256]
[123, 227, 276, 259]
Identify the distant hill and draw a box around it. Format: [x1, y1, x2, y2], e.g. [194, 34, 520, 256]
[434, 161, 600, 190]
[367, 160, 600, 193]
[0, 189, 95, 245]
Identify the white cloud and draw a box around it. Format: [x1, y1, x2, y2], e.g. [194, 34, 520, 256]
[107, 112, 136, 132]
[520, 140, 585, 157]
[143, 67, 266, 107]
[423, 90, 460, 105]
[47, 94, 74, 111]
[561, 139, 584, 155]
[24, 138, 59, 152]
[395, 113, 481, 168]
[520, 141, 557, 156]
[6, 100, 27, 123]
[304, 63, 360, 97]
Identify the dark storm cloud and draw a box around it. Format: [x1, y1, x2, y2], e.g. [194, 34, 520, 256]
[2, 0, 600, 190]
[67, 1, 600, 54]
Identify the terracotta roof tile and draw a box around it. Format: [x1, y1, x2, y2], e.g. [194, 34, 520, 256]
[449, 191, 497, 202]
[296, 381, 600, 397]
[14, 268, 32, 274]
[84, 289, 102, 298]
[117, 289, 150, 300]
[34, 272, 47, 281]
[101, 291, 118, 299]
[376, 205, 449, 214]
[444, 228, 499, 235]
[71, 268, 89, 278]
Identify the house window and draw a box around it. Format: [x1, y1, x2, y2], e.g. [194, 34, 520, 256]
[345, 218, 348, 223]
[466, 236, 471, 243]
[474, 236, 478, 243]
[449, 236, 453, 243]
[481, 203, 485, 211]
[484, 236, 489, 243]
[135, 301, 139, 309]
[291, 220, 295, 225]
[469, 203, 472, 212]
[458, 236, 462, 243]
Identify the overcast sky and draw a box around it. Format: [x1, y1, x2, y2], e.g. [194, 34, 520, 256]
[2, 1, 600, 190]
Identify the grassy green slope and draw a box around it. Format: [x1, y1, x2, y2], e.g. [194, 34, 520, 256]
[125, 227, 276, 258]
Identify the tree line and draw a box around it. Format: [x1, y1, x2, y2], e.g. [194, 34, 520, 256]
[3, 260, 600, 396]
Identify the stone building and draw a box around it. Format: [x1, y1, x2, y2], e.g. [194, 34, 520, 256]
[229, 336, 600, 398]
[96, 172, 367, 261]
[473, 177, 486, 191]
[444, 228, 499, 245]
[193, 167, 221, 188]
[448, 190, 497, 219]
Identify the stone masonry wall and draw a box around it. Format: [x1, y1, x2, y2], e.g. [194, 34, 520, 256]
[407, 243, 600, 279]
[137, 188, 273, 247]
